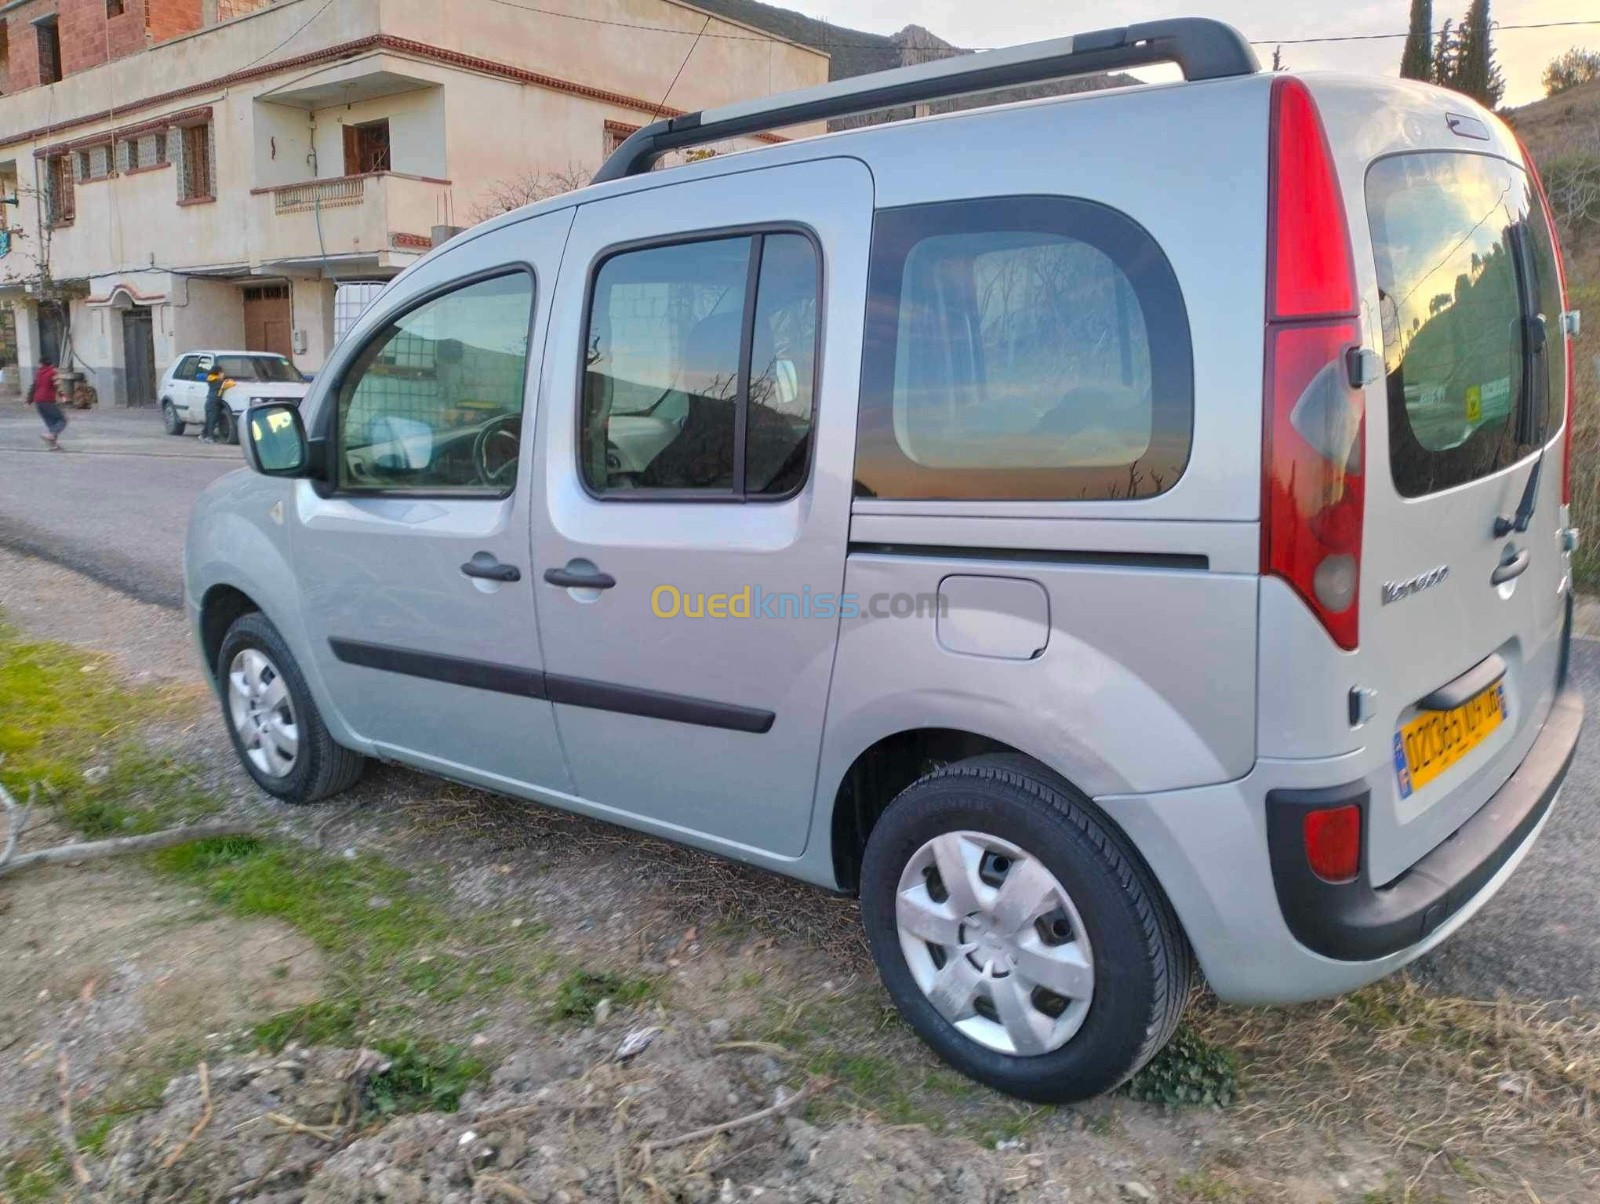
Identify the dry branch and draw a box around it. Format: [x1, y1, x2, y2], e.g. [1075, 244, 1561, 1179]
[640, 1078, 833, 1157]
[159, 1062, 212, 1170]
[56, 1049, 94, 1197]
[0, 820, 254, 878]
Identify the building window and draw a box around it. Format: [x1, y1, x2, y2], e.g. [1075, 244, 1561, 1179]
[106, 0, 124, 15]
[45, 154, 74, 225]
[342, 120, 391, 175]
[75, 144, 112, 182]
[0, 23, 10, 94]
[178, 122, 214, 200]
[35, 16, 61, 86]
[604, 121, 640, 158]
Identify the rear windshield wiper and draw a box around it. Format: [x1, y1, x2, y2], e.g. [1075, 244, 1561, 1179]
[1494, 313, 1549, 538]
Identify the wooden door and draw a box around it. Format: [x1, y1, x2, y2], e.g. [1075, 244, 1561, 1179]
[243, 284, 293, 360]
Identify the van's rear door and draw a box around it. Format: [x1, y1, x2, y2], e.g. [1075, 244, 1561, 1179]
[1329, 88, 1572, 885]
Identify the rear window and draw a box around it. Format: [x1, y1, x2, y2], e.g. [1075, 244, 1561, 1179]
[1366, 153, 1552, 498]
[854, 196, 1193, 500]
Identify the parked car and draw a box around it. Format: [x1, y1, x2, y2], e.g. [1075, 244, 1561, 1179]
[186, 18, 1584, 1103]
[160, 350, 308, 443]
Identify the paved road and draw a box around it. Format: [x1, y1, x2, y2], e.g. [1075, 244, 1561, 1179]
[0, 402, 241, 606]
[0, 399, 1595, 1005]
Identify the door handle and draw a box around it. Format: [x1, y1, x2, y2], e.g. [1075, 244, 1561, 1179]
[461, 551, 521, 583]
[543, 565, 617, 590]
[1490, 549, 1530, 586]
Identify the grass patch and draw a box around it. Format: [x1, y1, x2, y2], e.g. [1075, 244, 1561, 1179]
[552, 969, 659, 1021]
[365, 1039, 488, 1116]
[1123, 1025, 1239, 1109]
[254, 998, 366, 1051]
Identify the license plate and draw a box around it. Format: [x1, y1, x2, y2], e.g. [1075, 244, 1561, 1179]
[1393, 682, 1506, 798]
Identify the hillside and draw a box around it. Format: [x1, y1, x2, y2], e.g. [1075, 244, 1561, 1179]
[1509, 80, 1600, 582]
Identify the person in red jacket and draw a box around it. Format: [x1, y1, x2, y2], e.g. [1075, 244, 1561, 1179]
[29, 356, 66, 450]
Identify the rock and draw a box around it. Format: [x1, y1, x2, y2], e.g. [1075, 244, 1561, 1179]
[83, 765, 110, 784]
[1119, 1182, 1156, 1202]
[593, 998, 613, 1025]
[706, 1018, 732, 1043]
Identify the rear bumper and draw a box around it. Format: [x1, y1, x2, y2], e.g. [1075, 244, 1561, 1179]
[1096, 684, 1583, 1004]
[1265, 685, 1583, 961]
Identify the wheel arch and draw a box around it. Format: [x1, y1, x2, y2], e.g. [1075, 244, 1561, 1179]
[198, 583, 260, 682]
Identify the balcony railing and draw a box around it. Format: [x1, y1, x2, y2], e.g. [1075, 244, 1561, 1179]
[250, 172, 453, 267]
[272, 175, 368, 214]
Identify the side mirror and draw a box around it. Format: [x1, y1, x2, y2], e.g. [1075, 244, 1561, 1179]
[244, 403, 312, 477]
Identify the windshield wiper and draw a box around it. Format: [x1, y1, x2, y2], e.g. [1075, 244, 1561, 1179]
[1494, 313, 1549, 538]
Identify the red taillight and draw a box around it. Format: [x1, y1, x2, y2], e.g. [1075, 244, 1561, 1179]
[1516, 135, 1574, 506]
[1263, 77, 1364, 650]
[1268, 77, 1357, 321]
[1303, 804, 1362, 883]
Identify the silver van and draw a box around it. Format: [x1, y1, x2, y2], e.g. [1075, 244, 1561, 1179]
[187, 19, 1584, 1102]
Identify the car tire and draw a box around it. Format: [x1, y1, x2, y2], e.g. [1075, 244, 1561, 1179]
[221, 408, 239, 445]
[216, 611, 365, 805]
[860, 753, 1192, 1103]
[162, 400, 185, 436]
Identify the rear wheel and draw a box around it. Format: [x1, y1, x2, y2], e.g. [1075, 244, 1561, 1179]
[162, 400, 185, 435]
[217, 612, 364, 804]
[860, 754, 1191, 1103]
[220, 408, 239, 445]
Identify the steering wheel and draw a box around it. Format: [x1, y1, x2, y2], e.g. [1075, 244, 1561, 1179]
[472, 414, 522, 487]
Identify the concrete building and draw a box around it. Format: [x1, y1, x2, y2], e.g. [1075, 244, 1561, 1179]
[0, 0, 826, 405]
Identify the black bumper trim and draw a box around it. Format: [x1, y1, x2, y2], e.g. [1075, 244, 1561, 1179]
[1267, 685, 1583, 962]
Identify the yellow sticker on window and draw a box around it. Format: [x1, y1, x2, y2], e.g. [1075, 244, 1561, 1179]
[1465, 384, 1482, 424]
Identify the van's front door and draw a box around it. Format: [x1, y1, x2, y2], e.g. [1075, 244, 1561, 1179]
[530, 159, 873, 858]
[290, 212, 574, 795]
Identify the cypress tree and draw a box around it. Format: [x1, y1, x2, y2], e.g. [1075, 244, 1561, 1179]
[1401, 0, 1433, 81]
[1432, 18, 1457, 88]
[1452, 0, 1506, 108]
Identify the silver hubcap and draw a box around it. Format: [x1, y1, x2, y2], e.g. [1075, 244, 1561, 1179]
[895, 830, 1094, 1056]
[227, 648, 299, 779]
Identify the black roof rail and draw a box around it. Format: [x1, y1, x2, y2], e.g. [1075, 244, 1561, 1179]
[593, 17, 1259, 184]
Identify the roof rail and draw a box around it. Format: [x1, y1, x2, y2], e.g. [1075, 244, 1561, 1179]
[593, 17, 1259, 184]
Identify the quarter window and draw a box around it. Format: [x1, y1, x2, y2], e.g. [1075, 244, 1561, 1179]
[335, 273, 534, 494]
[855, 196, 1193, 500]
[580, 231, 820, 497]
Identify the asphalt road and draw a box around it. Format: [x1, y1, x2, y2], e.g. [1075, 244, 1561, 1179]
[0, 398, 1595, 1006]
[0, 402, 241, 607]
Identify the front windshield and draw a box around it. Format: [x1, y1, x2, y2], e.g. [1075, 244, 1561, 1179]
[216, 355, 302, 383]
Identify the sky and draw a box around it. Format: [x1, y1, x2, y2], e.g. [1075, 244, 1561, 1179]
[787, 0, 1600, 108]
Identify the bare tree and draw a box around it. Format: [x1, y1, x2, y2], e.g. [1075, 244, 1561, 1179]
[469, 165, 593, 224]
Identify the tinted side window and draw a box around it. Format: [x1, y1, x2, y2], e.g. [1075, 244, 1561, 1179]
[1367, 153, 1547, 497]
[174, 355, 199, 380]
[581, 231, 819, 497]
[336, 272, 533, 494]
[855, 197, 1192, 500]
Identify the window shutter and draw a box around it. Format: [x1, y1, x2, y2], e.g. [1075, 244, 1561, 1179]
[92, 145, 110, 178]
[168, 127, 183, 195]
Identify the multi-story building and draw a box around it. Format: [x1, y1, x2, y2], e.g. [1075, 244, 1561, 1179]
[0, 0, 825, 404]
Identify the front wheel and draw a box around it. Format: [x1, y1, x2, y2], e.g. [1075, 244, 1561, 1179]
[860, 755, 1192, 1103]
[216, 612, 365, 804]
[220, 408, 239, 445]
[162, 401, 185, 435]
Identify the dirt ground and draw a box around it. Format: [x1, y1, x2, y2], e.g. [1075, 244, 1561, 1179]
[2, 544, 1597, 1203]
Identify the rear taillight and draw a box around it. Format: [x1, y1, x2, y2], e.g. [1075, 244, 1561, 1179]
[1516, 137, 1574, 506]
[1303, 803, 1361, 883]
[1263, 77, 1365, 651]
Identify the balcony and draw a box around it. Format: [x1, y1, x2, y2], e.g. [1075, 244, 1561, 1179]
[250, 172, 452, 274]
